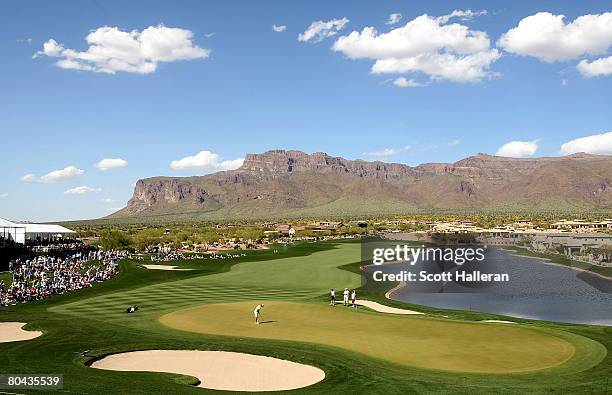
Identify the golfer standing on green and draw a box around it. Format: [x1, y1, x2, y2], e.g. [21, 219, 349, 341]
[254, 304, 264, 324]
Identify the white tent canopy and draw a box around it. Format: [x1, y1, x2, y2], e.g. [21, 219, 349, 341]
[0, 218, 76, 244]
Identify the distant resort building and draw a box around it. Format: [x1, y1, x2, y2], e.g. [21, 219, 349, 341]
[550, 219, 612, 230]
[420, 219, 612, 262]
[0, 217, 76, 244]
[530, 233, 612, 255]
[263, 224, 296, 237]
[274, 224, 296, 236]
[431, 219, 612, 236]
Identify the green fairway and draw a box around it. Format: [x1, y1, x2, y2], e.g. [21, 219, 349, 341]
[160, 300, 575, 373]
[1, 240, 611, 394]
[49, 242, 361, 323]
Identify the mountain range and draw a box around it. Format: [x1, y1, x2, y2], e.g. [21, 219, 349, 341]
[108, 150, 612, 220]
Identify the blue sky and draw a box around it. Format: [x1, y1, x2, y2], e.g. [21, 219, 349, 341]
[1, 0, 612, 221]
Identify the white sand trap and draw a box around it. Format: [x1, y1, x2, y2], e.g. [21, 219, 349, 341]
[142, 265, 193, 271]
[356, 300, 424, 315]
[0, 322, 42, 343]
[481, 320, 517, 324]
[91, 350, 325, 392]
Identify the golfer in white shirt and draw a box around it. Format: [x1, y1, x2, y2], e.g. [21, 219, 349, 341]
[254, 304, 264, 324]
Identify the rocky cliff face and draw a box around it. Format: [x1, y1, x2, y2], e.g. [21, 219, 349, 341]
[113, 150, 612, 219]
[240, 150, 419, 179]
[128, 179, 209, 213]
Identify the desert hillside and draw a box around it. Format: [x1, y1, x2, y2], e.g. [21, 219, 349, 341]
[109, 150, 612, 220]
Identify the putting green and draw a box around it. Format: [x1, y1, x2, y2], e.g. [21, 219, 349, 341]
[160, 301, 575, 374]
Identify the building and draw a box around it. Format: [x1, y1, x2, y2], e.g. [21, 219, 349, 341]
[318, 221, 343, 228]
[550, 219, 612, 231]
[274, 224, 296, 236]
[531, 233, 612, 255]
[0, 218, 76, 244]
[308, 221, 344, 230]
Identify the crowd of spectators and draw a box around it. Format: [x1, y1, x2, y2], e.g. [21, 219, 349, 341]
[209, 252, 247, 259]
[29, 242, 88, 254]
[151, 252, 206, 261]
[0, 248, 126, 307]
[150, 252, 248, 262]
[151, 252, 189, 262]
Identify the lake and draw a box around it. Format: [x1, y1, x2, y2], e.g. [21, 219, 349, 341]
[370, 247, 612, 326]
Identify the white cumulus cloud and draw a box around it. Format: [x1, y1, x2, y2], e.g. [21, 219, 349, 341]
[273, 24, 287, 32]
[496, 140, 539, 158]
[64, 186, 102, 195]
[39, 166, 84, 183]
[437, 9, 487, 24]
[386, 13, 402, 25]
[20, 173, 36, 182]
[393, 77, 425, 87]
[170, 150, 244, 172]
[560, 131, 612, 155]
[366, 148, 400, 158]
[298, 18, 349, 43]
[498, 12, 612, 62]
[34, 24, 210, 74]
[577, 56, 612, 77]
[0, 193, 8, 198]
[332, 11, 499, 83]
[95, 158, 128, 171]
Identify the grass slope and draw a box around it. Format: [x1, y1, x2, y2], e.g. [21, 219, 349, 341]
[0, 272, 11, 288]
[0, 240, 610, 394]
[160, 301, 576, 374]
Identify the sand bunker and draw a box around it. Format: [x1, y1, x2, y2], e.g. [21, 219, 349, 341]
[0, 322, 42, 343]
[91, 350, 325, 392]
[142, 265, 193, 271]
[356, 300, 424, 315]
[481, 320, 517, 324]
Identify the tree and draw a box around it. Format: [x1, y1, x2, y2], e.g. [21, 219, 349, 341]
[234, 228, 265, 242]
[597, 245, 612, 262]
[293, 229, 313, 238]
[99, 229, 133, 251]
[194, 230, 220, 251]
[132, 228, 164, 251]
[338, 226, 367, 236]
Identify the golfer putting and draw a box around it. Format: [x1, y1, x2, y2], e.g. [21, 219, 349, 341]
[254, 304, 264, 324]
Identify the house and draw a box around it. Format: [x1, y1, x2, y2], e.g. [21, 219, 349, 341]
[531, 233, 612, 255]
[312, 221, 344, 229]
[274, 224, 296, 236]
[550, 219, 612, 231]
